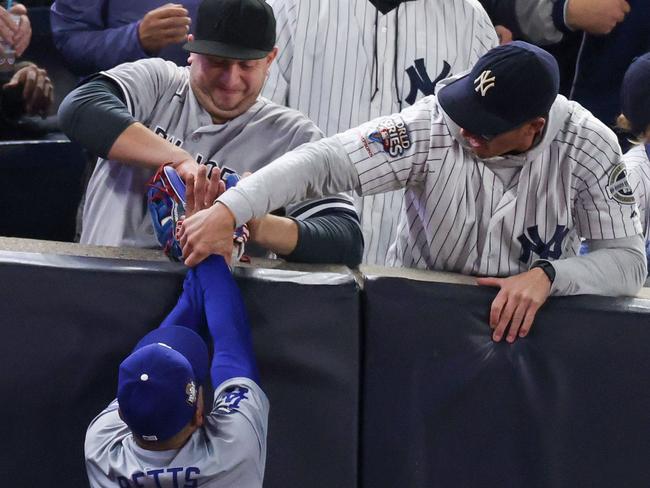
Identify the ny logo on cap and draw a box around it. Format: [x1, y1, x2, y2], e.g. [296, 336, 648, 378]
[474, 70, 496, 96]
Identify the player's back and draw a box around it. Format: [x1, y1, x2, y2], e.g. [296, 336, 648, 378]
[85, 379, 269, 488]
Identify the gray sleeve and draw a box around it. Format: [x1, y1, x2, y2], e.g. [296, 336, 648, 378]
[58, 76, 135, 158]
[99, 58, 184, 122]
[212, 377, 269, 476]
[218, 136, 359, 226]
[550, 234, 647, 296]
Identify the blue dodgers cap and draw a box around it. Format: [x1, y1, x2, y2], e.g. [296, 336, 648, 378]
[438, 41, 560, 137]
[117, 326, 209, 442]
[621, 53, 650, 135]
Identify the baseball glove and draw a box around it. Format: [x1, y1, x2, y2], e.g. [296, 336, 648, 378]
[147, 164, 250, 262]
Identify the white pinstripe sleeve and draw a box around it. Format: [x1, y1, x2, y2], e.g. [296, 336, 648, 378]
[570, 116, 642, 240]
[263, 0, 296, 105]
[334, 97, 439, 195]
[623, 145, 650, 239]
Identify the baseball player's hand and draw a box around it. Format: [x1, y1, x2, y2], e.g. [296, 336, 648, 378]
[565, 0, 630, 35]
[1, 3, 30, 57]
[476, 268, 551, 343]
[3, 63, 53, 116]
[174, 157, 200, 182]
[138, 3, 191, 55]
[185, 165, 226, 218]
[179, 203, 236, 267]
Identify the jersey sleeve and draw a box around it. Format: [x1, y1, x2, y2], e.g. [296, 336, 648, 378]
[333, 97, 440, 196]
[262, 0, 297, 105]
[99, 58, 185, 123]
[84, 399, 131, 487]
[623, 145, 650, 241]
[158, 269, 206, 333]
[209, 377, 270, 482]
[50, 0, 148, 75]
[571, 111, 643, 240]
[194, 256, 259, 386]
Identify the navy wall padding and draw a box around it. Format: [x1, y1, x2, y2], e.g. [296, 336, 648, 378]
[0, 253, 360, 488]
[0, 141, 87, 241]
[361, 276, 650, 488]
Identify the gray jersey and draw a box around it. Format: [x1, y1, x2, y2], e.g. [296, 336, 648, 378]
[262, 0, 498, 265]
[85, 378, 269, 488]
[81, 58, 353, 248]
[220, 91, 641, 278]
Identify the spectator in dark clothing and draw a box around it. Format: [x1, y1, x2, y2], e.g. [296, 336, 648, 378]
[1, 3, 54, 139]
[50, 0, 200, 75]
[479, 0, 649, 137]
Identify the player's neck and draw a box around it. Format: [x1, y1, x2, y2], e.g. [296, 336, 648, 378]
[134, 424, 198, 451]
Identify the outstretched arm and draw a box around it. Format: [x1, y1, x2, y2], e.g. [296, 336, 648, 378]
[158, 269, 206, 333]
[194, 255, 259, 386]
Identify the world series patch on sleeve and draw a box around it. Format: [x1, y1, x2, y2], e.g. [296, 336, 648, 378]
[367, 115, 412, 157]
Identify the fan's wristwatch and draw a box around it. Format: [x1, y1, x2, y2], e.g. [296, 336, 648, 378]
[531, 260, 556, 284]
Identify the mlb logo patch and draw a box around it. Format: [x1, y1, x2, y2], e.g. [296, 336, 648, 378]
[368, 116, 412, 158]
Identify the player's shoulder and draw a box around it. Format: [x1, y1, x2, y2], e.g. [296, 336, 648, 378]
[203, 378, 269, 458]
[623, 143, 650, 173]
[555, 96, 622, 161]
[84, 400, 132, 471]
[255, 96, 323, 137]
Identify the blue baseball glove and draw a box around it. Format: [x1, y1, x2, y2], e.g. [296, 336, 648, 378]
[147, 165, 250, 262]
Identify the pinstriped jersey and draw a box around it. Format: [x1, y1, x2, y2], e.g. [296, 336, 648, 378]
[624, 143, 650, 242]
[262, 0, 498, 265]
[85, 378, 268, 488]
[81, 58, 355, 248]
[334, 93, 642, 275]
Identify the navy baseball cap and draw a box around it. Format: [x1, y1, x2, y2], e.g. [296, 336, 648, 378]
[438, 41, 560, 137]
[183, 0, 276, 60]
[117, 326, 209, 442]
[621, 53, 650, 135]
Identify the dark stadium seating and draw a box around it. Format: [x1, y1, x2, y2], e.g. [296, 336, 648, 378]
[0, 140, 87, 241]
[0, 252, 360, 488]
[1, 248, 650, 487]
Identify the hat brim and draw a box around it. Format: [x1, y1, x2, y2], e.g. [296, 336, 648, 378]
[134, 326, 209, 385]
[437, 75, 518, 137]
[183, 39, 271, 60]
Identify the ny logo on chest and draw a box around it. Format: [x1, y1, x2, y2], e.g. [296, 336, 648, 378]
[404, 59, 451, 105]
[517, 225, 569, 263]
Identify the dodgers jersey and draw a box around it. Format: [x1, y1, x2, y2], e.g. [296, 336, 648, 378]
[85, 378, 268, 488]
[81, 58, 353, 248]
[262, 0, 498, 265]
[624, 143, 650, 243]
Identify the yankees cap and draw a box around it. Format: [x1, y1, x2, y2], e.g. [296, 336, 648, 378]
[117, 326, 209, 442]
[438, 41, 560, 137]
[621, 52, 650, 136]
[183, 0, 276, 60]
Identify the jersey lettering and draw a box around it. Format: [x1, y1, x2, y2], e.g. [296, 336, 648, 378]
[216, 386, 249, 414]
[116, 467, 200, 487]
[405, 59, 451, 105]
[368, 116, 411, 157]
[154, 126, 183, 147]
[194, 154, 237, 181]
[517, 225, 570, 263]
